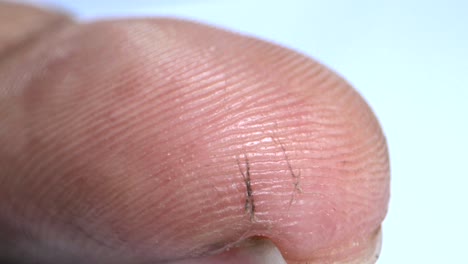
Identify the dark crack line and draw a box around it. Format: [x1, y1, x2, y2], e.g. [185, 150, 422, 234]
[274, 137, 302, 208]
[237, 154, 255, 222]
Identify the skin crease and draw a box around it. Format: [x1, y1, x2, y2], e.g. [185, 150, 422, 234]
[0, 2, 390, 264]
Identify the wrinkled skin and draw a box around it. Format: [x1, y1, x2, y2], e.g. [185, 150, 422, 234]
[0, 2, 390, 264]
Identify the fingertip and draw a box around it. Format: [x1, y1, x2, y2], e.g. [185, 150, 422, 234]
[1, 17, 389, 263]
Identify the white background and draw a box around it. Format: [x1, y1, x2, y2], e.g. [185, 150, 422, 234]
[16, 0, 468, 263]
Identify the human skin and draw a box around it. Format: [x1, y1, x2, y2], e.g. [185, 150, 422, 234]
[0, 2, 390, 264]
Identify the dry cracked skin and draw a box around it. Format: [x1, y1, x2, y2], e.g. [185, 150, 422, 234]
[0, 2, 390, 264]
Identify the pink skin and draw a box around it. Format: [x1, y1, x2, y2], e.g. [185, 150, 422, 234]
[0, 6, 390, 264]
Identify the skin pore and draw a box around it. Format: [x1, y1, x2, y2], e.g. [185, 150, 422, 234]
[0, 2, 390, 264]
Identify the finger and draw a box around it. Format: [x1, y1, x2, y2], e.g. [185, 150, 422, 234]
[0, 1, 72, 58]
[0, 1, 73, 98]
[0, 17, 390, 264]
